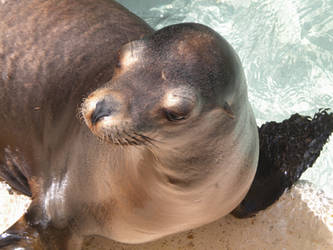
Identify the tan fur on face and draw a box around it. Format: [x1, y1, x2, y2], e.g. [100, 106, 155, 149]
[162, 87, 197, 111]
[81, 88, 129, 140]
[114, 41, 147, 78]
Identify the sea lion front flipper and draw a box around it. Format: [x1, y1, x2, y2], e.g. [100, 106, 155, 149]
[0, 148, 31, 197]
[0, 216, 42, 249]
[0, 206, 84, 250]
[232, 109, 333, 218]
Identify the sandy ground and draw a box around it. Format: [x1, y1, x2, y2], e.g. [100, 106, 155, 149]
[1, 180, 332, 249]
[0, 181, 31, 233]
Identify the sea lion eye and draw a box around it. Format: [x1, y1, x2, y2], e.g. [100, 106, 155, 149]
[162, 87, 196, 122]
[164, 109, 186, 122]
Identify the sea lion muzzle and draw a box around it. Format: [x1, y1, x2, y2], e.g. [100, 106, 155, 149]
[91, 97, 119, 125]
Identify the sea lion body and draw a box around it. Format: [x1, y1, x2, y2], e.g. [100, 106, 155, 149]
[0, 0, 259, 248]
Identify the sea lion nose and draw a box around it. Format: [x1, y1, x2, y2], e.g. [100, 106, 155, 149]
[91, 99, 114, 125]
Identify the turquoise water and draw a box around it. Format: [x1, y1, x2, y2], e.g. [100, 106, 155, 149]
[117, 0, 333, 197]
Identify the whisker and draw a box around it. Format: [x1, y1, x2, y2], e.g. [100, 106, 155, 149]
[134, 132, 156, 146]
[115, 125, 128, 147]
[86, 120, 157, 147]
[124, 131, 145, 145]
[122, 134, 134, 145]
[133, 132, 157, 147]
[107, 132, 115, 144]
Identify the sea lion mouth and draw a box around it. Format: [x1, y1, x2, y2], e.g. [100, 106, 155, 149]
[80, 95, 154, 146]
[82, 110, 154, 146]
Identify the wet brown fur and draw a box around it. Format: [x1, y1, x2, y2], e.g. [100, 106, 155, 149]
[0, 1, 259, 249]
[0, 0, 152, 249]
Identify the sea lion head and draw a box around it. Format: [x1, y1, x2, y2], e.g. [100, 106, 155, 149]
[81, 23, 245, 148]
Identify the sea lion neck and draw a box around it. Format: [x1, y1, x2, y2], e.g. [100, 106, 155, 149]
[148, 138, 226, 190]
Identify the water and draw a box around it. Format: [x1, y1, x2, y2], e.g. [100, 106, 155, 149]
[117, 0, 333, 197]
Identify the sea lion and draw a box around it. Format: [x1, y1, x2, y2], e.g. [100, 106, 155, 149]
[0, 0, 260, 249]
[80, 23, 259, 243]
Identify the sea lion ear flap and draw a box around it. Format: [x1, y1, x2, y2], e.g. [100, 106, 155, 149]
[118, 40, 147, 68]
[222, 102, 235, 119]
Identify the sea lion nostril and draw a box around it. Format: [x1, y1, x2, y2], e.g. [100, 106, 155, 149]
[91, 99, 113, 125]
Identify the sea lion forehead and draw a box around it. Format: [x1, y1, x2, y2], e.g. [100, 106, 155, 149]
[117, 23, 219, 70]
[150, 23, 218, 55]
[177, 30, 215, 53]
[138, 25, 223, 80]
